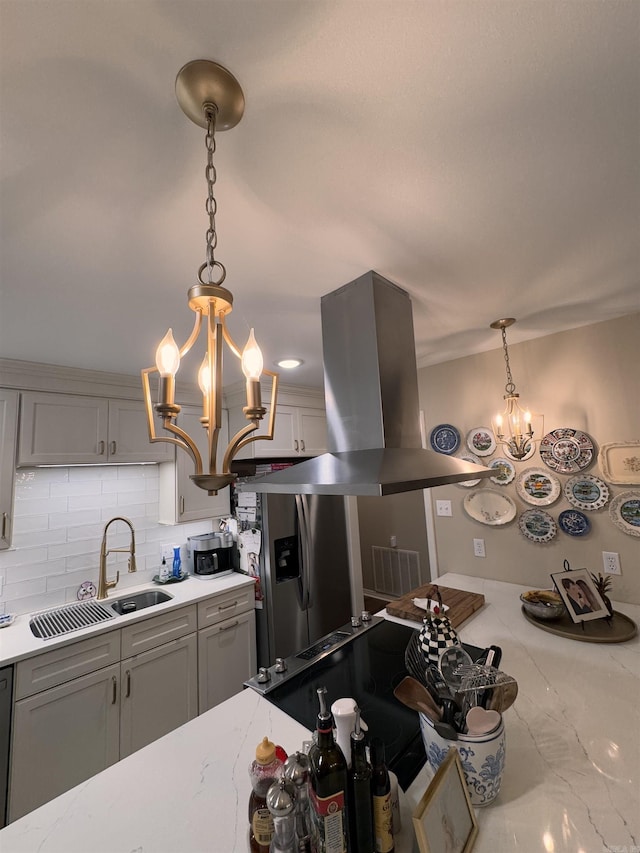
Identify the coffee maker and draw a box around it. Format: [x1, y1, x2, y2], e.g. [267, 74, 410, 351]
[187, 532, 235, 578]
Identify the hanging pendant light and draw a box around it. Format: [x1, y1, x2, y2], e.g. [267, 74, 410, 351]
[490, 318, 543, 460]
[142, 60, 279, 494]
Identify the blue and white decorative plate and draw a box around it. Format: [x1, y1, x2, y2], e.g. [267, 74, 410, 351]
[518, 509, 557, 543]
[489, 457, 516, 486]
[429, 424, 461, 455]
[558, 509, 591, 537]
[564, 474, 610, 511]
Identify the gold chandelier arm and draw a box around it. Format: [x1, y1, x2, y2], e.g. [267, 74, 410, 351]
[179, 310, 203, 359]
[219, 315, 242, 358]
[161, 420, 204, 475]
[223, 422, 260, 472]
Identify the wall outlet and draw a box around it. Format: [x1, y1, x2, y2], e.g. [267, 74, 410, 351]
[473, 538, 486, 558]
[436, 500, 452, 517]
[390, 535, 397, 548]
[602, 551, 621, 575]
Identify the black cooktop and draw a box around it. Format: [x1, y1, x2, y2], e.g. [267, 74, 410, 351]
[263, 619, 426, 791]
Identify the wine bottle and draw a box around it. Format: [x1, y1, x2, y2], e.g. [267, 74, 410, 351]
[370, 737, 394, 853]
[308, 687, 348, 853]
[347, 706, 374, 853]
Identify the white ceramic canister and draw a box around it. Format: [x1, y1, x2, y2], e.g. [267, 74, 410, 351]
[419, 712, 506, 807]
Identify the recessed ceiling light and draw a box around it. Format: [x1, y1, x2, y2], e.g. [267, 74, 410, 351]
[277, 358, 303, 369]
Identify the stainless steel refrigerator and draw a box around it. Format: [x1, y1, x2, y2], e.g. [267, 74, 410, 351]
[237, 490, 353, 668]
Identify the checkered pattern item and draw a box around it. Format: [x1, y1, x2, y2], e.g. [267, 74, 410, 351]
[418, 616, 460, 663]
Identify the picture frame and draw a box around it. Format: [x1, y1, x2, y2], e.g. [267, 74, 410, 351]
[413, 748, 478, 853]
[551, 568, 610, 623]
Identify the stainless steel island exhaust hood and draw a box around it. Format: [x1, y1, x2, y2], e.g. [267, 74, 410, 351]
[240, 271, 492, 496]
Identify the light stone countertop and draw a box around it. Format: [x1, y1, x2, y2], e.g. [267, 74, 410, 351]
[1, 572, 638, 853]
[0, 572, 255, 666]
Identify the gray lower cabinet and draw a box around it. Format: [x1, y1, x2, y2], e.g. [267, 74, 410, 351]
[198, 609, 256, 713]
[120, 633, 198, 759]
[9, 663, 121, 822]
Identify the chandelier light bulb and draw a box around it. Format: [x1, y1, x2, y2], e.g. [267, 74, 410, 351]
[198, 354, 211, 396]
[155, 329, 180, 377]
[241, 328, 263, 381]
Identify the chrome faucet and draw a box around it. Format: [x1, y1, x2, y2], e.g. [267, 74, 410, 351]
[98, 516, 137, 600]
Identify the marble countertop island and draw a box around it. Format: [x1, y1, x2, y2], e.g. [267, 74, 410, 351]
[1, 573, 638, 853]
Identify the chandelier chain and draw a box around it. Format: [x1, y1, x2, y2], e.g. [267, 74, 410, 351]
[203, 104, 225, 286]
[501, 325, 516, 396]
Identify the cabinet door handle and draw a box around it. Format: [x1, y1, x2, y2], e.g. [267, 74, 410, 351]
[110, 441, 116, 456]
[219, 620, 239, 632]
[179, 496, 185, 515]
[1, 512, 7, 540]
[294, 439, 299, 452]
[300, 440, 305, 452]
[111, 676, 117, 705]
[218, 600, 238, 611]
[125, 669, 131, 698]
[98, 440, 106, 455]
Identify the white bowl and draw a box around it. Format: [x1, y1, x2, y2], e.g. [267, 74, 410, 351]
[420, 712, 506, 806]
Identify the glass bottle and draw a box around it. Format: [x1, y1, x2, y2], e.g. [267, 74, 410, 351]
[347, 706, 374, 853]
[308, 687, 348, 853]
[249, 736, 284, 852]
[370, 737, 394, 853]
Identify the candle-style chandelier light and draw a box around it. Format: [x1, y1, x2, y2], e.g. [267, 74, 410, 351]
[490, 318, 543, 460]
[142, 60, 278, 494]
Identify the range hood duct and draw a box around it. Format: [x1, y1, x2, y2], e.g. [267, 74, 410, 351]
[239, 271, 492, 496]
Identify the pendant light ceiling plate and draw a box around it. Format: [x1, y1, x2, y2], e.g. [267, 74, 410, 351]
[175, 60, 245, 130]
[490, 317, 516, 330]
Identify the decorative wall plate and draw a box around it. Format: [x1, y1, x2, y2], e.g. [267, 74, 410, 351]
[463, 489, 517, 526]
[598, 441, 640, 484]
[516, 467, 561, 506]
[563, 474, 610, 511]
[466, 427, 496, 457]
[539, 428, 595, 474]
[429, 423, 461, 455]
[558, 509, 591, 537]
[489, 457, 516, 486]
[518, 509, 557, 543]
[609, 490, 640, 538]
[503, 440, 536, 462]
[455, 453, 483, 488]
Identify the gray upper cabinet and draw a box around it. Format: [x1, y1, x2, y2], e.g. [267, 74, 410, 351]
[0, 389, 19, 550]
[18, 392, 173, 466]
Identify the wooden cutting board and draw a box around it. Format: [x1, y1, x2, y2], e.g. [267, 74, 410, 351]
[385, 584, 485, 628]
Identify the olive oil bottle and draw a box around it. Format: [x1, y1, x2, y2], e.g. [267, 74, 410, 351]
[370, 737, 394, 853]
[308, 687, 348, 853]
[347, 706, 374, 853]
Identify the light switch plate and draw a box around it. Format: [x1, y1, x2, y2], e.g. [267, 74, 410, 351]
[436, 500, 452, 517]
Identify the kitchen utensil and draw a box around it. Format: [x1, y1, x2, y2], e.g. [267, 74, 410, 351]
[486, 679, 519, 714]
[425, 664, 461, 728]
[454, 665, 516, 713]
[437, 644, 473, 691]
[393, 677, 459, 739]
[465, 706, 501, 735]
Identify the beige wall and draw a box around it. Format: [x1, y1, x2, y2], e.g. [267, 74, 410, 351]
[417, 313, 640, 603]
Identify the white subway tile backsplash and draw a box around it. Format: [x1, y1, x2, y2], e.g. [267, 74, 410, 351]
[0, 464, 217, 616]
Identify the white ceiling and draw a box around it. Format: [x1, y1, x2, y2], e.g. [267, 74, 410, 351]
[1, 1, 639, 390]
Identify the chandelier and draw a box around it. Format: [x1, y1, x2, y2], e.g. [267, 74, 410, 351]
[489, 318, 543, 460]
[142, 60, 279, 494]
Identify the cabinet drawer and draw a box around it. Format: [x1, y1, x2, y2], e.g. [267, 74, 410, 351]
[15, 630, 121, 700]
[120, 605, 197, 657]
[197, 584, 254, 628]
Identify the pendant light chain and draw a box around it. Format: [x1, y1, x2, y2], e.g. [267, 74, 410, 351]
[201, 104, 226, 286]
[500, 325, 516, 397]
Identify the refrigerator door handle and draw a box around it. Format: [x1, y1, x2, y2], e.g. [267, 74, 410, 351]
[295, 494, 312, 611]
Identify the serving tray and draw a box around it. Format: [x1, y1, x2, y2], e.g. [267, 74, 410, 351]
[521, 607, 637, 643]
[385, 584, 485, 627]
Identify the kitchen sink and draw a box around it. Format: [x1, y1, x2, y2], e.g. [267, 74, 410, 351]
[108, 589, 173, 615]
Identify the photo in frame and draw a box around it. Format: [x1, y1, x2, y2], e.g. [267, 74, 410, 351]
[413, 748, 478, 853]
[550, 568, 610, 624]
